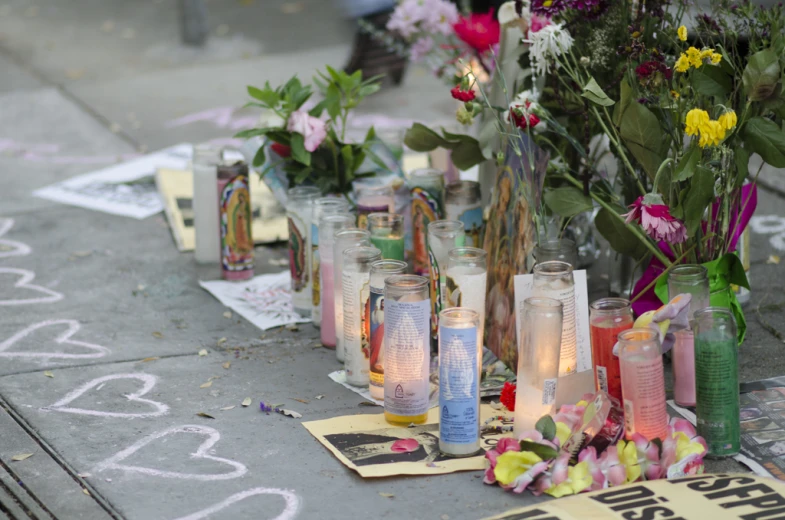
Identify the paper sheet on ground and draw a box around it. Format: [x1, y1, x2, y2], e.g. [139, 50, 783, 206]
[303, 404, 507, 478]
[483, 474, 785, 520]
[199, 271, 310, 331]
[33, 144, 192, 219]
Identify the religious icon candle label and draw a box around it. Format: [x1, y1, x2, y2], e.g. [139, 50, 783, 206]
[368, 260, 407, 401]
[409, 169, 444, 276]
[287, 186, 320, 317]
[384, 299, 430, 421]
[445, 181, 483, 248]
[218, 163, 254, 281]
[343, 272, 371, 386]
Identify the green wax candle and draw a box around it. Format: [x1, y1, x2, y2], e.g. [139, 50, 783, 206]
[371, 235, 404, 261]
[695, 331, 740, 457]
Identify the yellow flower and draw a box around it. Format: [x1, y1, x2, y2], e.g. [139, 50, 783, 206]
[686, 47, 703, 68]
[700, 49, 713, 60]
[555, 422, 572, 447]
[699, 120, 726, 148]
[618, 440, 642, 483]
[685, 108, 710, 136]
[718, 110, 737, 130]
[678, 25, 687, 41]
[545, 462, 594, 498]
[711, 52, 722, 64]
[675, 54, 691, 73]
[674, 432, 707, 461]
[494, 451, 543, 486]
[671, 90, 680, 99]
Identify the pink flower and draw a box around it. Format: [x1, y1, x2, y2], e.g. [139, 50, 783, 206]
[391, 438, 420, 453]
[622, 194, 688, 244]
[531, 452, 570, 496]
[387, 0, 427, 39]
[662, 418, 707, 478]
[598, 446, 628, 486]
[425, 0, 459, 35]
[529, 14, 551, 34]
[453, 9, 500, 53]
[483, 437, 520, 484]
[287, 109, 326, 153]
[506, 460, 549, 493]
[631, 433, 664, 480]
[409, 37, 434, 62]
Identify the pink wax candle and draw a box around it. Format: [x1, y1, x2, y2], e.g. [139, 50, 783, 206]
[672, 330, 696, 406]
[320, 261, 336, 347]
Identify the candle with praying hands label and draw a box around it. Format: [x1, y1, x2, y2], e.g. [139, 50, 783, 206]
[319, 214, 356, 348]
[333, 228, 371, 362]
[427, 220, 465, 352]
[287, 186, 320, 317]
[343, 246, 382, 388]
[445, 247, 487, 347]
[368, 213, 404, 261]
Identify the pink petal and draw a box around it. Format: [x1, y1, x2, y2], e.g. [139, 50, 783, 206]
[483, 466, 497, 484]
[497, 437, 523, 453]
[579, 446, 598, 464]
[515, 430, 542, 443]
[551, 453, 570, 484]
[607, 464, 627, 486]
[391, 438, 420, 453]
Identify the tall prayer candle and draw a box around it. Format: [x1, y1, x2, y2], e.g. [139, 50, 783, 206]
[384, 275, 431, 425]
[410, 168, 445, 276]
[668, 265, 710, 407]
[533, 238, 579, 268]
[693, 307, 740, 458]
[445, 181, 483, 248]
[218, 162, 254, 281]
[318, 214, 356, 348]
[192, 144, 222, 264]
[427, 220, 465, 352]
[618, 329, 668, 441]
[445, 247, 487, 347]
[343, 246, 382, 387]
[286, 186, 320, 316]
[368, 259, 408, 401]
[439, 308, 481, 457]
[368, 213, 404, 261]
[354, 183, 393, 229]
[310, 198, 351, 328]
[513, 297, 563, 435]
[333, 228, 371, 362]
[532, 261, 577, 377]
[590, 298, 633, 403]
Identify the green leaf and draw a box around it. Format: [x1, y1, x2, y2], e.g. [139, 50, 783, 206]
[682, 165, 716, 237]
[324, 84, 341, 120]
[619, 100, 666, 180]
[519, 440, 559, 461]
[543, 187, 593, 218]
[613, 78, 633, 127]
[293, 166, 313, 184]
[308, 100, 326, 118]
[340, 145, 355, 176]
[247, 84, 279, 107]
[734, 147, 750, 188]
[534, 415, 556, 441]
[290, 133, 311, 166]
[581, 77, 615, 107]
[595, 207, 650, 261]
[233, 128, 270, 139]
[626, 141, 665, 181]
[252, 145, 266, 168]
[364, 126, 377, 144]
[440, 130, 487, 170]
[741, 117, 785, 168]
[693, 66, 732, 98]
[403, 123, 449, 152]
[742, 49, 781, 101]
[673, 145, 701, 182]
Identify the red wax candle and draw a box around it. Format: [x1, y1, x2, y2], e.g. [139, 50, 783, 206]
[590, 298, 633, 403]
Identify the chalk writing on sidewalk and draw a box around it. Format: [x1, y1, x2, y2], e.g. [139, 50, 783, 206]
[172, 487, 301, 520]
[0, 319, 110, 360]
[45, 373, 168, 419]
[0, 218, 32, 258]
[0, 268, 64, 306]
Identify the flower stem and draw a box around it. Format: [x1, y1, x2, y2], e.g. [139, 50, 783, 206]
[630, 245, 696, 303]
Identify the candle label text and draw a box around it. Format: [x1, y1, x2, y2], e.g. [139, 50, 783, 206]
[384, 299, 430, 416]
[439, 326, 479, 446]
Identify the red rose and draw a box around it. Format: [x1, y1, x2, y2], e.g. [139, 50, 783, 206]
[450, 86, 476, 102]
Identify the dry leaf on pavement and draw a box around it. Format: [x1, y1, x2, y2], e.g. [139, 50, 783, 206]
[44, 371, 54, 378]
[198, 349, 208, 357]
[241, 397, 252, 407]
[12, 453, 34, 461]
[196, 412, 215, 419]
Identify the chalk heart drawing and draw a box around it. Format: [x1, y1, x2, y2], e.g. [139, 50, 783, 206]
[0, 219, 31, 258]
[172, 487, 301, 520]
[0, 268, 63, 306]
[94, 425, 247, 481]
[0, 319, 110, 360]
[45, 373, 168, 419]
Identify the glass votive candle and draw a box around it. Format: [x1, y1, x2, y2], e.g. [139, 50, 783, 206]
[445, 247, 487, 347]
[384, 274, 431, 426]
[410, 168, 445, 276]
[286, 186, 321, 317]
[590, 298, 634, 404]
[368, 213, 404, 261]
[427, 220, 465, 351]
[532, 261, 577, 377]
[311, 198, 351, 329]
[333, 228, 371, 362]
[439, 307, 482, 457]
[445, 181, 483, 248]
[354, 183, 394, 229]
[368, 259, 408, 401]
[318, 214, 357, 349]
[533, 238, 579, 268]
[513, 297, 563, 435]
[343, 246, 383, 388]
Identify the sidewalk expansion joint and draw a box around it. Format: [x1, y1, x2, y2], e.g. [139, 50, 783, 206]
[0, 352, 198, 378]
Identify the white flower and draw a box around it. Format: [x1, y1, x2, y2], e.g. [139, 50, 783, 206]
[424, 0, 458, 35]
[514, 87, 540, 104]
[258, 108, 284, 129]
[498, 1, 521, 26]
[387, 0, 428, 39]
[526, 23, 574, 76]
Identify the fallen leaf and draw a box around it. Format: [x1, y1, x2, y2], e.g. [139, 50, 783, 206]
[293, 398, 309, 404]
[358, 401, 377, 407]
[768, 255, 780, 265]
[12, 453, 34, 461]
[200, 381, 213, 389]
[216, 338, 227, 345]
[315, 395, 325, 400]
[101, 20, 115, 32]
[222, 362, 231, 369]
[77, 473, 91, 478]
[391, 438, 419, 453]
[152, 331, 163, 339]
[285, 324, 299, 332]
[43, 371, 54, 378]
[196, 412, 215, 419]
[379, 492, 395, 498]
[198, 349, 208, 357]
[140, 357, 159, 363]
[220, 406, 236, 411]
[83, 489, 91, 496]
[279, 409, 302, 419]
[223, 311, 232, 319]
[137, 284, 146, 291]
[241, 397, 252, 407]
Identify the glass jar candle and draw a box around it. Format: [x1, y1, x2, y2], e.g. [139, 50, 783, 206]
[533, 238, 579, 268]
[410, 168, 445, 276]
[439, 308, 482, 457]
[311, 198, 351, 329]
[445, 247, 487, 347]
[513, 297, 563, 435]
[354, 183, 394, 229]
[590, 298, 634, 403]
[318, 214, 356, 348]
[669, 265, 710, 407]
[192, 144, 222, 264]
[384, 274, 431, 426]
[286, 186, 321, 317]
[532, 261, 577, 377]
[218, 162, 254, 281]
[368, 213, 404, 261]
[445, 181, 483, 248]
[333, 228, 371, 362]
[427, 220, 465, 351]
[343, 246, 383, 388]
[693, 307, 740, 458]
[368, 259, 408, 401]
[618, 329, 669, 441]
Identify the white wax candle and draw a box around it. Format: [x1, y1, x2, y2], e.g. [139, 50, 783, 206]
[193, 162, 220, 263]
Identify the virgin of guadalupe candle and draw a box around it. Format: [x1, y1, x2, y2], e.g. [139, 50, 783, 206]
[439, 308, 482, 457]
[533, 238, 579, 268]
[192, 144, 222, 264]
[354, 183, 393, 229]
[693, 307, 740, 458]
[590, 298, 634, 403]
[218, 162, 254, 280]
[532, 261, 577, 377]
[310, 198, 350, 328]
[384, 275, 431, 425]
[514, 297, 563, 435]
[333, 228, 371, 362]
[343, 246, 382, 387]
[445, 181, 483, 248]
[286, 186, 320, 316]
[618, 329, 669, 441]
[318, 214, 356, 348]
[668, 265, 710, 407]
[368, 259, 408, 401]
[368, 213, 404, 261]
[410, 168, 445, 276]
[427, 220, 465, 351]
[445, 247, 487, 346]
